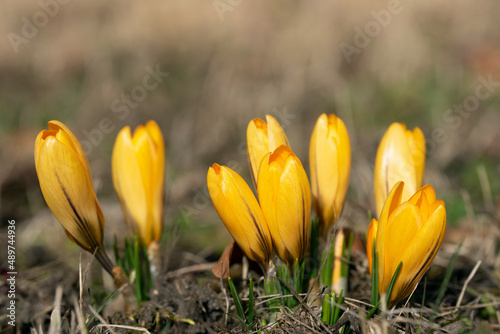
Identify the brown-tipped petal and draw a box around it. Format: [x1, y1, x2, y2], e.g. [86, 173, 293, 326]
[247, 115, 289, 188]
[36, 129, 104, 254]
[258, 145, 311, 263]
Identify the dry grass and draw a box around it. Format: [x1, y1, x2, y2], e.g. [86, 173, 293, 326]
[0, 0, 499, 332]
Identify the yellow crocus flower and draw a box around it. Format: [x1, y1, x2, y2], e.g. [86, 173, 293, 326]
[258, 145, 311, 264]
[34, 120, 112, 273]
[374, 123, 425, 217]
[367, 182, 446, 307]
[247, 115, 289, 188]
[309, 113, 351, 234]
[112, 120, 165, 246]
[207, 163, 272, 270]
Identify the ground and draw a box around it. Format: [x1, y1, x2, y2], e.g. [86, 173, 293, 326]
[1, 0, 500, 333]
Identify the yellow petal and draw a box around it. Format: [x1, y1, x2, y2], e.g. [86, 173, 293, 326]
[37, 136, 103, 252]
[309, 113, 351, 233]
[145, 120, 165, 242]
[389, 202, 446, 305]
[409, 184, 436, 205]
[247, 118, 269, 188]
[379, 202, 423, 292]
[376, 181, 404, 285]
[112, 121, 165, 245]
[408, 127, 426, 193]
[378, 181, 404, 231]
[247, 115, 289, 188]
[374, 123, 426, 217]
[112, 126, 149, 243]
[207, 163, 272, 267]
[258, 145, 311, 263]
[49, 121, 94, 185]
[372, 183, 447, 307]
[266, 114, 290, 151]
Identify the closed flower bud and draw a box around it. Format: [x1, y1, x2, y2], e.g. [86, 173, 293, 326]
[258, 145, 311, 264]
[34, 121, 112, 273]
[374, 123, 425, 217]
[309, 113, 351, 234]
[367, 182, 446, 307]
[112, 120, 165, 246]
[207, 163, 272, 270]
[247, 115, 289, 188]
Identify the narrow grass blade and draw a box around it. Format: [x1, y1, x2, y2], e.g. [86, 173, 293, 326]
[124, 238, 134, 276]
[112, 235, 122, 268]
[430, 241, 462, 324]
[248, 278, 254, 325]
[366, 300, 381, 319]
[341, 232, 354, 278]
[321, 294, 332, 324]
[143, 242, 154, 290]
[333, 289, 343, 324]
[324, 241, 335, 289]
[228, 277, 246, 329]
[370, 241, 379, 307]
[385, 261, 402, 309]
[134, 236, 143, 304]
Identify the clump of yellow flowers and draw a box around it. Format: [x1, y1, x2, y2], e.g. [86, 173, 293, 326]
[207, 116, 447, 315]
[35, 119, 166, 307]
[368, 122, 446, 308]
[35, 115, 447, 320]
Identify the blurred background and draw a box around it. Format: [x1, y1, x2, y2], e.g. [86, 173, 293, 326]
[0, 0, 499, 273]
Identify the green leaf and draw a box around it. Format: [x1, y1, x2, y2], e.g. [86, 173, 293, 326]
[321, 294, 331, 324]
[248, 278, 254, 326]
[370, 241, 379, 307]
[228, 277, 246, 329]
[385, 261, 402, 309]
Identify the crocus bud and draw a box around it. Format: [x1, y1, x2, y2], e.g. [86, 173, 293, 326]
[367, 182, 446, 307]
[112, 120, 165, 246]
[207, 163, 272, 271]
[34, 121, 112, 273]
[247, 115, 289, 188]
[374, 123, 425, 217]
[258, 145, 311, 264]
[309, 113, 351, 234]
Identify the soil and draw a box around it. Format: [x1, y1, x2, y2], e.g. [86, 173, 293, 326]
[3, 235, 498, 334]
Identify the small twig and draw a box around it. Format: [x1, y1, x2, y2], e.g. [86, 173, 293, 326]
[331, 312, 361, 334]
[277, 277, 333, 334]
[88, 305, 116, 334]
[477, 164, 494, 213]
[282, 309, 322, 334]
[48, 286, 63, 334]
[95, 324, 151, 333]
[441, 301, 500, 314]
[390, 315, 440, 330]
[79, 253, 83, 312]
[72, 296, 88, 334]
[165, 262, 216, 279]
[455, 260, 482, 312]
[219, 261, 229, 326]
